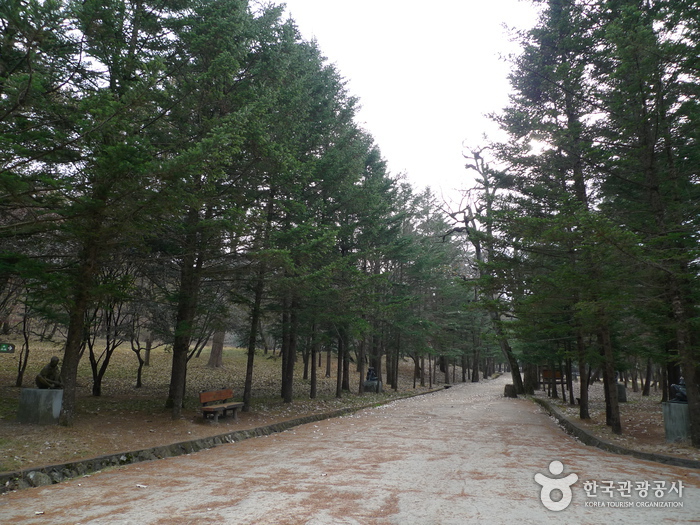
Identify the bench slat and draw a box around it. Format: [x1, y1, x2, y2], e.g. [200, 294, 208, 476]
[202, 402, 243, 412]
[199, 388, 233, 404]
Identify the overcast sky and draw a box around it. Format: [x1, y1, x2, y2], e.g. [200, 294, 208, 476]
[279, 0, 541, 202]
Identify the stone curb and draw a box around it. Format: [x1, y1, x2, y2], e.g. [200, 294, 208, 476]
[0, 407, 363, 493]
[530, 396, 700, 470]
[1, 387, 445, 493]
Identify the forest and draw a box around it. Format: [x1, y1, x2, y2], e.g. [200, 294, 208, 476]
[0, 0, 490, 427]
[1, 0, 699, 447]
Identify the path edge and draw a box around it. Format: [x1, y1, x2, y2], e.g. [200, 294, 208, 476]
[1, 388, 444, 493]
[531, 396, 700, 470]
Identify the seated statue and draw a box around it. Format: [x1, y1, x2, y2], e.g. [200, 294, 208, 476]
[35, 356, 64, 389]
[366, 367, 378, 382]
[670, 382, 687, 403]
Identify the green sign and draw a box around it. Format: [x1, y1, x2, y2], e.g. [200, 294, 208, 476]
[0, 343, 15, 353]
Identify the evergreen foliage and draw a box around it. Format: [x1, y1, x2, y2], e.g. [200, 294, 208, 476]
[466, 0, 699, 444]
[1, 0, 475, 423]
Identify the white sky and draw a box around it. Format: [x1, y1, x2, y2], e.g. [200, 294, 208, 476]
[280, 0, 541, 203]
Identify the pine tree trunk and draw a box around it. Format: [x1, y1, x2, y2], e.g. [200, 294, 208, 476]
[428, 355, 433, 389]
[577, 331, 590, 419]
[335, 334, 344, 398]
[392, 333, 400, 391]
[60, 241, 99, 426]
[247, 195, 271, 408]
[208, 331, 225, 368]
[283, 305, 297, 403]
[630, 365, 638, 393]
[600, 320, 622, 434]
[566, 358, 575, 406]
[523, 363, 538, 395]
[167, 216, 201, 419]
[310, 323, 318, 399]
[144, 332, 152, 367]
[337, 326, 349, 392]
[342, 348, 350, 392]
[135, 349, 144, 388]
[358, 336, 366, 394]
[642, 357, 652, 396]
[550, 362, 559, 399]
[15, 313, 30, 388]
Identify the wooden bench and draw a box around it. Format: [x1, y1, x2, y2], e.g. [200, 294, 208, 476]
[199, 388, 244, 423]
[541, 369, 564, 386]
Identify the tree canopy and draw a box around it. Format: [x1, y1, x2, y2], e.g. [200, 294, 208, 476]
[1, 0, 480, 424]
[458, 0, 699, 444]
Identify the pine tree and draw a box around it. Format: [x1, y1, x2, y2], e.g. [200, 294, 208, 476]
[593, 0, 700, 444]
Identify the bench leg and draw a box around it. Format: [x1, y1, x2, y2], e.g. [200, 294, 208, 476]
[222, 407, 239, 421]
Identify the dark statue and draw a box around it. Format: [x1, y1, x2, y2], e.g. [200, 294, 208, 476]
[35, 356, 64, 389]
[670, 380, 687, 403]
[366, 367, 378, 382]
[364, 366, 381, 393]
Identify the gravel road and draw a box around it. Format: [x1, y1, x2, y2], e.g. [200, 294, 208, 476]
[1, 376, 699, 524]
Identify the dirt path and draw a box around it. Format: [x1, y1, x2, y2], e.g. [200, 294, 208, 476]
[1, 376, 699, 524]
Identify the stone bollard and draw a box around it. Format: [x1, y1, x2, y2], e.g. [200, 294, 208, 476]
[17, 388, 63, 425]
[662, 402, 690, 443]
[617, 383, 627, 402]
[363, 380, 382, 393]
[503, 384, 517, 398]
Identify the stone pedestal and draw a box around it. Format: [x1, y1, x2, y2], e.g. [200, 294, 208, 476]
[363, 380, 382, 393]
[616, 383, 627, 402]
[662, 402, 690, 443]
[17, 388, 63, 425]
